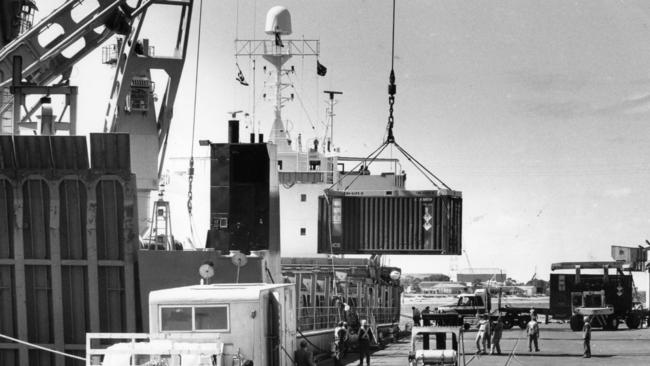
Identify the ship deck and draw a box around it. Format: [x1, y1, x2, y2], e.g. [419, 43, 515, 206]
[319, 323, 650, 365]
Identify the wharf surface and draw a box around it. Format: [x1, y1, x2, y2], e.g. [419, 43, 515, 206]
[319, 323, 650, 365]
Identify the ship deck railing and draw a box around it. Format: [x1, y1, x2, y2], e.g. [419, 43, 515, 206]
[279, 170, 335, 185]
[297, 306, 399, 331]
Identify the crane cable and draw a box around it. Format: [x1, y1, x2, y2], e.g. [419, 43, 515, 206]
[187, 0, 204, 245]
[336, 0, 450, 191]
[386, 0, 396, 143]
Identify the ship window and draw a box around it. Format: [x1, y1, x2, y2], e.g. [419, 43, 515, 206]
[160, 307, 192, 331]
[300, 227, 306, 236]
[300, 194, 307, 202]
[277, 160, 283, 170]
[195, 306, 229, 331]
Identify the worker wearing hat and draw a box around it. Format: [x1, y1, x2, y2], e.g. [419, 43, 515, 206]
[583, 316, 592, 358]
[358, 319, 376, 365]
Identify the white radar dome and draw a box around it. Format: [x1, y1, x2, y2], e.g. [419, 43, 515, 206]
[265, 6, 292, 35]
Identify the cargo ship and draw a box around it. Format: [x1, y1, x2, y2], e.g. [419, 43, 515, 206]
[0, 2, 461, 365]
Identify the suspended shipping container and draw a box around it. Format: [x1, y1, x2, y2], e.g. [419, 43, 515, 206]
[0, 134, 138, 366]
[317, 190, 462, 255]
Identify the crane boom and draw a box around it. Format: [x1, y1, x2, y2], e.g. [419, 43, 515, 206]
[1, 0, 194, 231]
[0, 0, 127, 88]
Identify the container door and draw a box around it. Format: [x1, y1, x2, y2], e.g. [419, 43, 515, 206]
[571, 292, 583, 313]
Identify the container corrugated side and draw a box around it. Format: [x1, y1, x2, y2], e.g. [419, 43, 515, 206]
[318, 190, 462, 255]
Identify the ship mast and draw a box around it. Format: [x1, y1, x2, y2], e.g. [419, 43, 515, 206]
[323, 90, 342, 153]
[235, 6, 319, 151]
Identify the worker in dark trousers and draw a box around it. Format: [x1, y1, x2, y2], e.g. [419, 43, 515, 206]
[295, 340, 316, 366]
[358, 320, 376, 366]
[583, 316, 592, 358]
[422, 306, 431, 326]
[526, 316, 540, 352]
[412, 307, 421, 326]
[332, 321, 348, 366]
[490, 317, 504, 355]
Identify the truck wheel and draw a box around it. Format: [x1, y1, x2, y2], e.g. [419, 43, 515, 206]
[502, 318, 514, 329]
[517, 317, 528, 329]
[569, 315, 584, 331]
[625, 314, 641, 329]
[604, 316, 618, 330]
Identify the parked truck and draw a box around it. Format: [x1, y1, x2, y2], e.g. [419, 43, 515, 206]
[423, 289, 545, 330]
[550, 261, 649, 331]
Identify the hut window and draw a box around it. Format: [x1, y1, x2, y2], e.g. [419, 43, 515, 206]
[160, 305, 229, 332]
[160, 307, 192, 331]
[195, 306, 229, 331]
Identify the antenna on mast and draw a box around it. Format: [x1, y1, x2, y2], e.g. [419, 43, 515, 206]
[323, 90, 342, 153]
[235, 7, 320, 151]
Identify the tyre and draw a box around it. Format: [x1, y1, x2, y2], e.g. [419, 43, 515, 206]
[625, 313, 641, 329]
[604, 315, 618, 330]
[502, 317, 514, 329]
[517, 317, 528, 330]
[569, 315, 584, 331]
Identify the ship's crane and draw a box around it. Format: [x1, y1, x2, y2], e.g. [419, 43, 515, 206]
[0, 0, 194, 231]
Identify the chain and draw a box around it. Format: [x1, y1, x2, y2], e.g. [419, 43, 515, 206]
[387, 69, 396, 143]
[187, 157, 194, 214]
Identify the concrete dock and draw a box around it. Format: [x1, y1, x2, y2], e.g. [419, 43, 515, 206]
[320, 324, 650, 365]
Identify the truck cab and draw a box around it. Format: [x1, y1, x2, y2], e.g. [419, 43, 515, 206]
[437, 290, 491, 315]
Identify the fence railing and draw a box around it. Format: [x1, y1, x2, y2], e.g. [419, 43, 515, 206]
[297, 306, 399, 332]
[279, 171, 334, 185]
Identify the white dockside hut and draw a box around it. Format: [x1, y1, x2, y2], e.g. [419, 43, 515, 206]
[87, 283, 297, 366]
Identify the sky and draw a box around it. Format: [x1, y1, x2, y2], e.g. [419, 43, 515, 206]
[33, 0, 650, 287]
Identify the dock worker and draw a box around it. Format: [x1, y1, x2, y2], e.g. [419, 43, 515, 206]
[295, 340, 316, 366]
[334, 321, 344, 340]
[422, 306, 431, 326]
[412, 306, 421, 326]
[475, 314, 489, 354]
[334, 321, 348, 355]
[583, 316, 592, 358]
[332, 336, 344, 366]
[490, 316, 504, 355]
[526, 316, 540, 352]
[358, 319, 376, 366]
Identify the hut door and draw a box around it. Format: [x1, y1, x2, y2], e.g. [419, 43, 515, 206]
[267, 292, 280, 366]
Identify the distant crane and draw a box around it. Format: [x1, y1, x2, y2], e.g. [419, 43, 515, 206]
[529, 266, 538, 284]
[463, 249, 474, 274]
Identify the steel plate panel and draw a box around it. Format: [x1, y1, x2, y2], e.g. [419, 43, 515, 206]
[96, 180, 124, 260]
[0, 266, 16, 339]
[14, 135, 52, 169]
[59, 180, 87, 259]
[0, 180, 12, 258]
[0, 136, 15, 169]
[62, 266, 88, 344]
[22, 180, 50, 259]
[90, 133, 130, 170]
[50, 136, 89, 170]
[25, 265, 53, 343]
